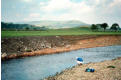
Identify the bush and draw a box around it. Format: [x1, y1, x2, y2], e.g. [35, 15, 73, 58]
[25, 49, 32, 52]
[107, 65, 115, 68]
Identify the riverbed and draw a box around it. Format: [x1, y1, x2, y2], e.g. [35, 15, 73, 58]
[2, 45, 121, 80]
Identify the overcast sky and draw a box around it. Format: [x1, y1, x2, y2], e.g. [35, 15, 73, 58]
[1, 0, 121, 26]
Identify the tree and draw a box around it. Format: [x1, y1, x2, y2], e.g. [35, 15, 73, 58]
[1, 22, 41, 30]
[91, 24, 98, 31]
[33, 28, 37, 31]
[101, 23, 108, 31]
[25, 27, 29, 30]
[110, 23, 120, 31]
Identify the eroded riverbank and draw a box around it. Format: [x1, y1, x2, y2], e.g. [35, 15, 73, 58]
[45, 57, 121, 80]
[2, 35, 121, 60]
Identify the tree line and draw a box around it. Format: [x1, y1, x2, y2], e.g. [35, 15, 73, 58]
[1, 22, 48, 31]
[91, 23, 120, 31]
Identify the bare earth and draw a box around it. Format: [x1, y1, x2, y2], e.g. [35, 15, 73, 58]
[1, 35, 121, 60]
[45, 57, 121, 80]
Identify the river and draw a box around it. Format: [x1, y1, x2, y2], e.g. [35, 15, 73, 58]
[2, 45, 121, 80]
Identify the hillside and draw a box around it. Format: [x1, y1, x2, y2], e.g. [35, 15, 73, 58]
[16, 20, 89, 29]
[1, 22, 48, 30]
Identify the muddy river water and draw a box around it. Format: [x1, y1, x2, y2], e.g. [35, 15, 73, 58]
[2, 45, 121, 80]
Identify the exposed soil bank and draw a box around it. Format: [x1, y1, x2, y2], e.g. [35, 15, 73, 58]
[45, 57, 121, 80]
[1, 35, 121, 60]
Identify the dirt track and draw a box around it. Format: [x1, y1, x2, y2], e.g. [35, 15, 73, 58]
[45, 57, 121, 80]
[1, 35, 121, 60]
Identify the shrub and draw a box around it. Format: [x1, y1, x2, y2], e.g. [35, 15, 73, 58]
[107, 65, 115, 68]
[25, 49, 32, 52]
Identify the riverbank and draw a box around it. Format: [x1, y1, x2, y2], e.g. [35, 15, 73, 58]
[2, 35, 121, 60]
[45, 57, 121, 80]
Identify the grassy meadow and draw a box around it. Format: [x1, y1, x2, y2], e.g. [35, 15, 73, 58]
[2, 27, 121, 38]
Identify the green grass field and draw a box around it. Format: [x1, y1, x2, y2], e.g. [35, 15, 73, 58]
[2, 27, 121, 38]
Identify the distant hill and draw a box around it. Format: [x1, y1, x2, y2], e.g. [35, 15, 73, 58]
[16, 20, 90, 29]
[1, 22, 48, 30]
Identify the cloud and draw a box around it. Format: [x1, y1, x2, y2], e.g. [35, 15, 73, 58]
[16, 14, 21, 17]
[23, 13, 41, 21]
[40, 2, 47, 6]
[39, 0, 95, 23]
[41, 0, 71, 12]
[38, 0, 121, 25]
[90, 0, 121, 24]
[29, 13, 41, 18]
[41, 0, 93, 13]
[3, 0, 120, 25]
[22, 0, 32, 2]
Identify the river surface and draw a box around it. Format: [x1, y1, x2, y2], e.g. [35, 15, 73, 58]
[2, 45, 121, 80]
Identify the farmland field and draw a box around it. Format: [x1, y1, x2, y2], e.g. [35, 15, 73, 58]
[2, 27, 121, 38]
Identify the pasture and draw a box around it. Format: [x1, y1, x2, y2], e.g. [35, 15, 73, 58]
[2, 27, 121, 38]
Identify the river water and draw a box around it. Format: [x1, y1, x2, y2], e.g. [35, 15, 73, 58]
[2, 45, 121, 80]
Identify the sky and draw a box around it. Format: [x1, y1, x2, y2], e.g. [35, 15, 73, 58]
[1, 0, 121, 26]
